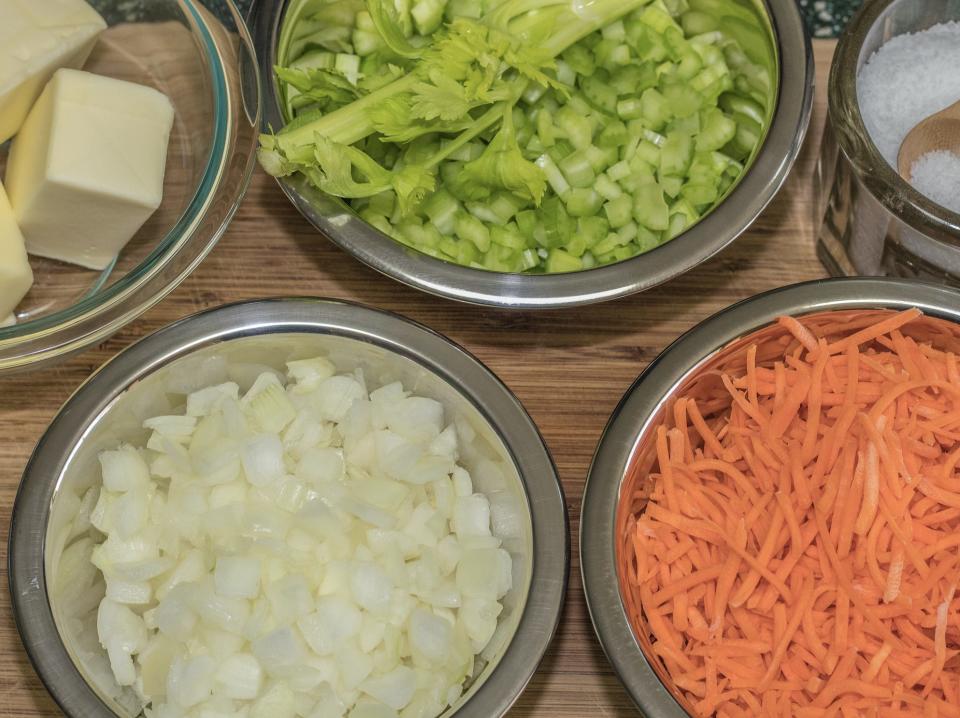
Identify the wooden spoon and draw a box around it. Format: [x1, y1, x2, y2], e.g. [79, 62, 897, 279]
[897, 98, 960, 180]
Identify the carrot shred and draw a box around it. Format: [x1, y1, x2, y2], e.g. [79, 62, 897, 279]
[619, 308, 960, 716]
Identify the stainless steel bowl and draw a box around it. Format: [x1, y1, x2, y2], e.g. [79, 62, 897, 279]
[249, 0, 814, 309]
[816, 0, 960, 283]
[9, 298, 568, 718]
[580, 277, 960, 716]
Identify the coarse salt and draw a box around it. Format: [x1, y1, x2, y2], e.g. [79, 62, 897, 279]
[857, 22, 960, 168]
[910, 150, 960, 214]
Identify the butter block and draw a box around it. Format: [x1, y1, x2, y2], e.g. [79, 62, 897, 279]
[0, 182, 34, 324]
[5, 69, 175, 270]
[0, 0, 106, 143]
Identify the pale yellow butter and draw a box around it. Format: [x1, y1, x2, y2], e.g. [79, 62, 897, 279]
[5, 69, 175, 270]
[0, 182, 34, 325]
[0, 0, 106, 143]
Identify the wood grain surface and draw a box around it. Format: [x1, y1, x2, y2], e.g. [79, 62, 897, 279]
[0, 41, 835, 718]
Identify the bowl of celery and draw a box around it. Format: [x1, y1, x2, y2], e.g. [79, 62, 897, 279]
[251, 0, 812, 308]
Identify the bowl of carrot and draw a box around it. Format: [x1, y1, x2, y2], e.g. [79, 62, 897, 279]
[581, 276, 960, 717]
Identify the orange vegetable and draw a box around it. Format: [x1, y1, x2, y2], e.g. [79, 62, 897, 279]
[619, 309, 960, 716]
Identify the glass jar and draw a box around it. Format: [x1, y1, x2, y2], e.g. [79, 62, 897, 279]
[815, 0, 960, 282]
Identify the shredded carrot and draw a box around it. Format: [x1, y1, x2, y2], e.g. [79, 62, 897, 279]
[619, 308, 960, 717]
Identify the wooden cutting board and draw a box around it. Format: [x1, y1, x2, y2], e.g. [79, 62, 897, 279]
[0, 41, 835, 718]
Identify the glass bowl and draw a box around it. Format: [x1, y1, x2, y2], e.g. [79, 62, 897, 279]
[815, 0, 960, 283]
[0, 0, 260, 372]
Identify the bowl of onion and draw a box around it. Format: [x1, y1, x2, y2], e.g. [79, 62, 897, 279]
[9, 298, 567, 718]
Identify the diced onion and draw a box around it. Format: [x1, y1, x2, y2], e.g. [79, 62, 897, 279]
[74, 356, 512, 718]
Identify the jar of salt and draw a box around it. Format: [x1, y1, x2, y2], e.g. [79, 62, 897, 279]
[816, 0, 960, 282]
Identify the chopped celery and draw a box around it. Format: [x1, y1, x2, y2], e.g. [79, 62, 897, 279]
[490, 225, 526, 249]
[535, 154, 571, 195]
[422, 189, 458, 234]
[537, 109, 558, 147]
[681, 182, 718, 206]
[515, 210, 538, 238]
[602, 20, 627, 41]
[633, 184, 670, 230]
[617, 98, 644, 121]
[581, 73, 619, 114]
[635, 140, 661, 166]
[369, 190, 397, 217]
[546, 248, 582, 273]
[660, 132, 693, 176]
[640, 5, 682, 35]
[719, 93, 766, 129]
[669, 113, 701, 136]
[565, 234, 587, 257]
[597, 120, 628, 148]
[677, 51, 703, 80]
[607, 160, 632, 182]
[662, 84, 702, 117]
[360, 209, 394, 236]
[635, 225, 661, 251]
[578, 216, 610, 246]
[697, 108, 736, 151]
[520, 248, 540, 269]
[610, 64, 657, 95]
[564, 188, 603, 217]
[659, 175, 683, 198]
[604, 195, 633, 228]
[556, 60, 577, 87]
[465, 202, 504, 224]
[546, 139, 575, 164]
[595, 174, 623, 200]
[454, 211, 491, 252]
[680, 9, 717, 35]
[266, 0, 776, 274]
[617, 220, 639, 243]
[539, 197, 574, 248]
[640, 88, 671, 130]
[563, 44, 596, 76]
[559, 149, 596, 188]
[586, 145, 618, 171]
[556, 107, 594, 149]
[412, 0, 447, 35]
[489, 193, 525, 222]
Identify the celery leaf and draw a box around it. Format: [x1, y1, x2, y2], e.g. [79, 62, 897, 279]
[457, 108, 546, 205]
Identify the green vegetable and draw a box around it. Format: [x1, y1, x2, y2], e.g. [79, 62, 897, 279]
[261, 0, 777, 274]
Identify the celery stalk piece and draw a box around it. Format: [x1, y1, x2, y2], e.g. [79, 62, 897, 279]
[633, 184, 670, 231]
[265, 0, 656, 155]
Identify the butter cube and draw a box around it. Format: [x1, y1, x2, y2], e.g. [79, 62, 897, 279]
[5, 69, 175, 270]
[0, 0, 106, 143]
[0, 182, 34, 325]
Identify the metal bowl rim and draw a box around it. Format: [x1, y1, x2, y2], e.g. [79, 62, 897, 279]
[9, 297, 569, 718]
[579, 277, 960, 717]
